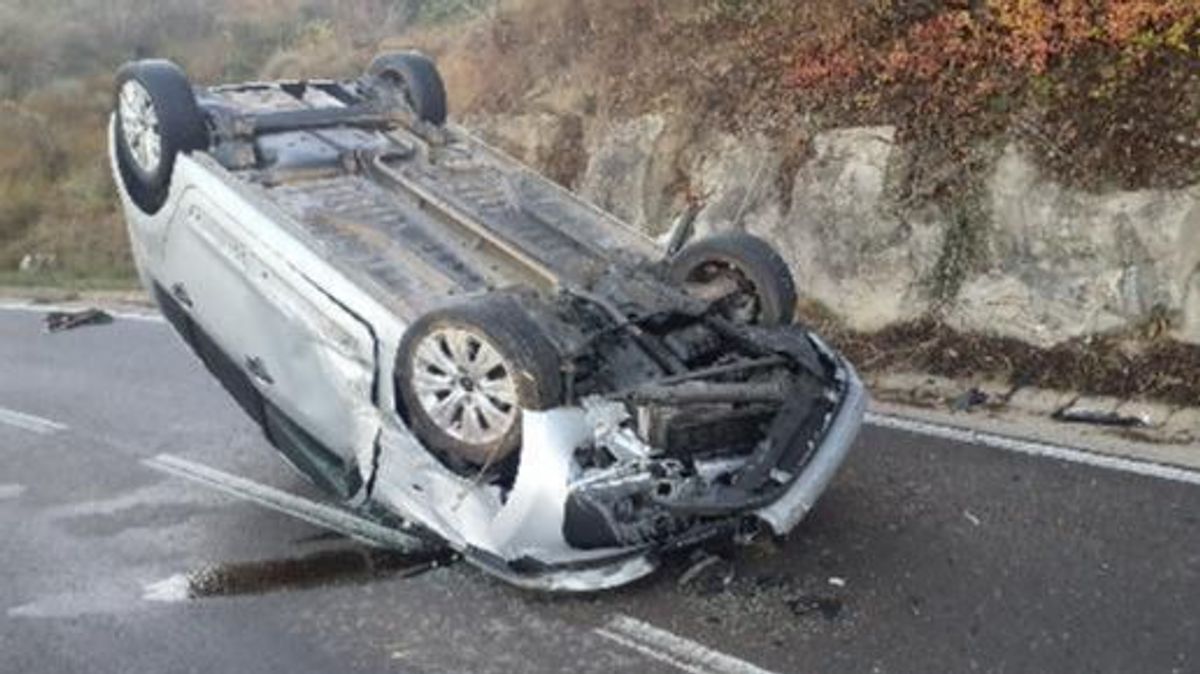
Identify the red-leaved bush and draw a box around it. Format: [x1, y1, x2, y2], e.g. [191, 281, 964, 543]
[791, 0, 1200, 89]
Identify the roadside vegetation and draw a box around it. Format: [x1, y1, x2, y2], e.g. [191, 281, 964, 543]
[419, 0, 1198, 190]
[0, 0, 487, 282]
[2, 0, 1196, 281]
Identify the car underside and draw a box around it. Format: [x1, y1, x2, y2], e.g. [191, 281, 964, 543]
[109, 52, 867, 591]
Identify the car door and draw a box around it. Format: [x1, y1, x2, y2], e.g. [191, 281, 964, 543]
[159, 187, 379, 497]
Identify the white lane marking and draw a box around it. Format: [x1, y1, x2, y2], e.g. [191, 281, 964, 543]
[0, 407, 67, 435]
[143, 574, 193, 603]
[0, 484, 26, 499]
[865, 412, 1200, 487]
[0, 301, 165, 324]
[141, 454, 428, 551]
[596, 628, 710, 674]
[596, 615, 782, 674]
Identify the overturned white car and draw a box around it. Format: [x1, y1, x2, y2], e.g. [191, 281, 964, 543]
[110, 52, 867, 591]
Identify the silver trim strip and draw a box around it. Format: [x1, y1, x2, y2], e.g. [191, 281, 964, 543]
[754, 362, 868, 533]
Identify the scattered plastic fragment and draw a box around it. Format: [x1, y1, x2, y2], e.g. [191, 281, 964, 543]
[963, 510, 981, 527]
[679, 554, 721, 587]
[44, 308, 113, 333]
[828, 576, 847, 588]
[678, 551, 735, 595]
[786, 594, 844, 620]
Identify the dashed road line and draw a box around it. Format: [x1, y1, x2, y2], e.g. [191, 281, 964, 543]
[596, 614, 781, 674]
[596, 628, 710, 674]
[865, 411, 1200, 487]
[141, 453, 428, 551]
[0, 484, 26, 500]
[0, 407, 67, 435]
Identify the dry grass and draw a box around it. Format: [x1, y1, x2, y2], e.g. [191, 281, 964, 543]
[0, 76, 127, 277]
[0, 1, 429, 282]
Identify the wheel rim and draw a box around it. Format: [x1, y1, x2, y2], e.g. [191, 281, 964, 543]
[688, 261, 761, 324]
[379, 71, 417, 112]
[118, 80, 162, 174]
[410, 327, 519, 446]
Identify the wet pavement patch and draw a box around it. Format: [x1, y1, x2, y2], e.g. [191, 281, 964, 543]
[0, 484, 26, 500]
[60, 503, 219, 537]
[157, 546, 456, 600]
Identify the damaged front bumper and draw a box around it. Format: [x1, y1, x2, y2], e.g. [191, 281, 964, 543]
[562, 351, 867, 546]
[371, 341, 867, 592]
[495, 359, 867, 591]
[754, 359, 867, 533]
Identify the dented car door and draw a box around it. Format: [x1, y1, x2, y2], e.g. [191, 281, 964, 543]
[159, 189, 379, 495]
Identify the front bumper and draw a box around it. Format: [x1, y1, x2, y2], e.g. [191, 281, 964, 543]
[562, 355, 868, 549]
[754, 360, 867, 533]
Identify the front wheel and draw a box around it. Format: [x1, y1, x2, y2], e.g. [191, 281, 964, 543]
[113, 60, 208, 214]
[395, 297, 562, 474]
[667, 232, 797, 326]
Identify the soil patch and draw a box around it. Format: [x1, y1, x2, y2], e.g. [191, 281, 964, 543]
[805, 312, 1200, 408]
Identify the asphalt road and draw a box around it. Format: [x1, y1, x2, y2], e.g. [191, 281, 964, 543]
[1, 306, 1197, 674]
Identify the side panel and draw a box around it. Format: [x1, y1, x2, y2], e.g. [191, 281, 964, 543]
[108, 117, 182, 290]
[159, 188, 380, 487]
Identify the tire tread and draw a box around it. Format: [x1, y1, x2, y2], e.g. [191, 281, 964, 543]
[667, 232, 798, 325]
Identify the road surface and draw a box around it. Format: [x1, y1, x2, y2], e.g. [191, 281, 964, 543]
[1, 306, 1197, 674]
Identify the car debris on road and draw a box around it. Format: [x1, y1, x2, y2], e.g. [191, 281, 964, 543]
[44, 308, 113, 333]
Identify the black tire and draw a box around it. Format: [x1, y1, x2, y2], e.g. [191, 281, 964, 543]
[667, 232, 797, 326]
[113, 60, 208, 214]
[367, 51, 448, 126]
[395, 296, 562, 474]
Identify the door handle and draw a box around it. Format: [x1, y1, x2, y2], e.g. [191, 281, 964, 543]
[245, 356, 274, 385]
[170, 282, 193, 308]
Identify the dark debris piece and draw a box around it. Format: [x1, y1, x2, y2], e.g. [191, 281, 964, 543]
[1051, 404, 1148, 428]
[786, 594, 844, 621]
[950, 387, 989, 412]
[44, 308, 114, 333]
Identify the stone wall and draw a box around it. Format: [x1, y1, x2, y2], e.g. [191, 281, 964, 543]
[467, 112, 1200, 347]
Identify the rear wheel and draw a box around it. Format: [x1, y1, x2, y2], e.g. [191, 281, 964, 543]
[667, 232, 797, 326]
[395, 297, 562, 474]
[113, 60, 208, 214]
[367, 51, 448, 126]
